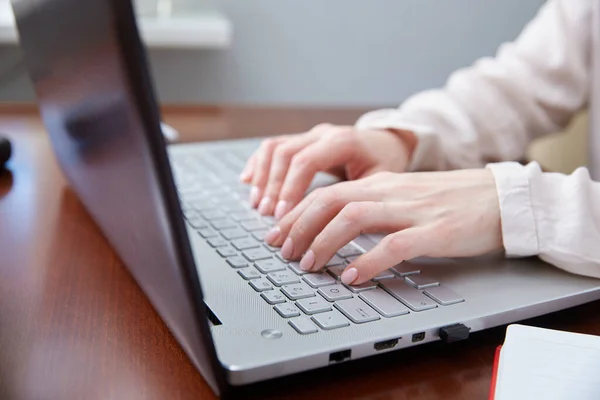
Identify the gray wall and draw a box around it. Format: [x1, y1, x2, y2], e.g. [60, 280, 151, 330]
[0, 0, 545, 106]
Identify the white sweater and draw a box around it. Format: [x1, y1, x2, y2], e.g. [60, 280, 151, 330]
[355, 0, 600, 279]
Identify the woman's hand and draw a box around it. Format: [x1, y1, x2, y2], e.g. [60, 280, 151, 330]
[240, 124, 416, 219]
[263, 169, 503, 285]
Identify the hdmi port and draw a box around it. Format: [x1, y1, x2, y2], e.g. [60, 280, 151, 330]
[374, 338, 399, 351]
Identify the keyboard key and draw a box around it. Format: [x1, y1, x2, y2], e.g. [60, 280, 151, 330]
[344, 281, 378, 293]
[327, 266, 345, 280]
[214, 194, 239, 205]
[405, 274, 439, 290]
[262, 216, 276, 227]
[261, 291, 287, 305]
[391, 264, 420, 277]
[359, 288, 410, 317]
[372, 269, 395, 281]
[231, 237, 260, 250]
[201, 210, 227, 221]
[241, 219, 267, 232]
[207, 237, 229, 247]
[183, 209, 199, 220]
[178, 185, 203, 197]
[325, 255, 345, 267]
[220, 202, 248, 213]
[281, 283, 315, 300]
[423, 285, 465, 306]
[220, 228, 248, 240]
[289, 318, 318, 335]
[252, 229, 269, 242]
[211, 219, 237, 230]
[217, 247, 237, 258]
[274, 303, 301, 318]
[252, 229, 269, 241]
[311, 310, 350, 330]
[238, 268, 261, 280]
[275, 252, 290, 262]
[318, 284, 353, 302]
[303, 273, 336, 288]
[255, 258, 288, 273]
[296, 297, 332, 315]
[234, 188, 252, 199]
[337, 243, 363, 258]
[334, 298, 380, 323]
[288, 261, 309, 275]
[197, 227, 218, 238]
[226, 256, 248, 268]
[249, 278, 273, 292]
[380, 279, 437, 311]
[189, 199, 217, 211]
[264, 243, 279, 252]
[345, 255, 361, 264]
[242, 248, 273, 261]
[267, 271, 300, 286]
[188, 218, 209, 229]
[231, 210, 257, 222]
[203, 187, 230, 196]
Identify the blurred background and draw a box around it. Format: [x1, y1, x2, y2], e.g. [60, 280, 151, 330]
[0, 0, 587, 173]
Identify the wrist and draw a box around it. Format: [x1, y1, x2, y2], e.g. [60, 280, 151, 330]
[386, 128, 418, 162]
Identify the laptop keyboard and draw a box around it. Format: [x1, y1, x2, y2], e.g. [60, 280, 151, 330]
[171, 150, 465, 335]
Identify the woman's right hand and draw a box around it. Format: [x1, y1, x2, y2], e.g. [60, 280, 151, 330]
[240, 123, 417, 219]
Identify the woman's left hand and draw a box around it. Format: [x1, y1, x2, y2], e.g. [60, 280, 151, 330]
[263, 169, 503, 285]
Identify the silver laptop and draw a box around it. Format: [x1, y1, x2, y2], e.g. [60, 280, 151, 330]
[12, 0, 600, 396]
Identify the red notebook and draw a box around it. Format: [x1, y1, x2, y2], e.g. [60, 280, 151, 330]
[488, 345, 502, 400]
[488, 324, 600, 400]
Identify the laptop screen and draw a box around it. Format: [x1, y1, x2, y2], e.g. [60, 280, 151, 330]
[11, 0, 225, 394]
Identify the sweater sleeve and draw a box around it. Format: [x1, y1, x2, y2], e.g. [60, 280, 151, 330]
[356, 0, 592, 172]
[487, 162, 600, 279]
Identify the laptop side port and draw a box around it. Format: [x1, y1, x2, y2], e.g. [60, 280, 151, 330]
[374, 338, 400, 351]
[329, 349, 351, 364]
[412, 332, 426, 342]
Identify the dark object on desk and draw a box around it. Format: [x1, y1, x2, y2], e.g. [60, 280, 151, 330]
[0, 136, 12, 169]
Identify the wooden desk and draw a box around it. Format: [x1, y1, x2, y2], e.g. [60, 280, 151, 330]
[1, 105, 599, 400]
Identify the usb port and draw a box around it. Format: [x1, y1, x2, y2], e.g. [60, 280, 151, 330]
[329, 349, 351, 364]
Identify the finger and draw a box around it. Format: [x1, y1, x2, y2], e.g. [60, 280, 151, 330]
[269, 173, 386, 247]
[276, 129, 357, 217]
[249, 137, 283, 208]
[263, 187, 322, 246]
[239, 153, 256, 183]
[258, 134, 317, 216]
[277, 181, 376, 261]
[342, 227, 431, 285]
[299, 202, 414, 272]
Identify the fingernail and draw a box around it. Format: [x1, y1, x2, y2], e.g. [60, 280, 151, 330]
[341, 268, 359, 285]
[258, 197, 273, 215]
[274, 200, 290, 220]
[264, 226, 281, 245]
[249, 186, 260, 207]
[281, 237, 294, 260]
[299, 250, 315, 271]
[239, 171, 250, 182]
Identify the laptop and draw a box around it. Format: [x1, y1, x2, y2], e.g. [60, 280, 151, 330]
[11, 0, 600, 396]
